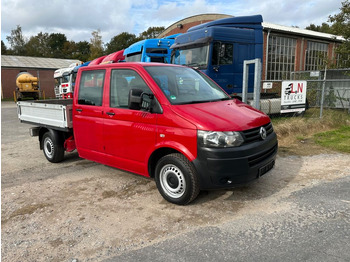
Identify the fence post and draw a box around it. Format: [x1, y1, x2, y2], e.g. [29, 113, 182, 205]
[320, 66, 327, 118]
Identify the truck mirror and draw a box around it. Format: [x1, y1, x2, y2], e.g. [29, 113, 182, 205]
[220, 44, 226, 58]
[128, 89, 143, 110]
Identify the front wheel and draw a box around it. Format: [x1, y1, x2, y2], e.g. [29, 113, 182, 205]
[155, 153, 200, 205]
[42, 131, 64, 163]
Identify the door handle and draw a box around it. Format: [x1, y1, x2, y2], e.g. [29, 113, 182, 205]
[76, 108, 83, 112]
[106, 112, 115, 116]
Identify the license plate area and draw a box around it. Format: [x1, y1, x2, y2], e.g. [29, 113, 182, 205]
[258, 160, 275, 177]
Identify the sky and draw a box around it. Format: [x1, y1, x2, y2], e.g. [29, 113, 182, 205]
[1, 0, 344, 48]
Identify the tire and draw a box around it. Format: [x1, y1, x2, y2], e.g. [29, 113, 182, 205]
[155, 153, 200, 205]
[42, 131, 64, 163]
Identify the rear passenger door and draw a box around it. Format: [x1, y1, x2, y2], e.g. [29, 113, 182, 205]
[104, 69, 157, 172]
[74, 69, 106, 155]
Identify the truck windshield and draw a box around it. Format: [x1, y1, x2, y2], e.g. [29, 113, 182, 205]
[171, 45, 209, 69]
[144, 66, 230, 105]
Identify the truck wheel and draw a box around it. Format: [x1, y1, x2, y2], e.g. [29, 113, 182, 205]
[155, 153, 200, 205]
[42, 131, 64, 163]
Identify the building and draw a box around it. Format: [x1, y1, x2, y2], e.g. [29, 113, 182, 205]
[1, 55, 80, 99]
[159, 14, 344, 83]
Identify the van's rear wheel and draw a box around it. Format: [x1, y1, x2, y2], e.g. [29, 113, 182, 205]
[42, 131, 64, 163]
[155, 153, 200, 205]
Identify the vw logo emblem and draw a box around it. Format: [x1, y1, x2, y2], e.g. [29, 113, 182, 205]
[259, 127, 267, 140]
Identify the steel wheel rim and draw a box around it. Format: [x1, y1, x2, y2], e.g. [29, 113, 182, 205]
[44, 137, 54, 159]
[160, 164, 186, 199]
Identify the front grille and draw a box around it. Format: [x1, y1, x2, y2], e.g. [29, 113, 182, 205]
[242, 122, 274, 144]
[248, 144, 278, 167]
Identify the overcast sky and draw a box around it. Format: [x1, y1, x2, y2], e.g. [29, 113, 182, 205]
[1, 0, 344, 47]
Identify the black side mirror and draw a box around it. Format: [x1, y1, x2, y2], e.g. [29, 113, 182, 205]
[128, 89, 143, 110]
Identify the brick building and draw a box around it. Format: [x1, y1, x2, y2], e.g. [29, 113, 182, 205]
[1, 55, 80, 99]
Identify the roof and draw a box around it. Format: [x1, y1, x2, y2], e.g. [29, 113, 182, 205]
[1, 55, 81, 69]
[262, 22, 344, 42]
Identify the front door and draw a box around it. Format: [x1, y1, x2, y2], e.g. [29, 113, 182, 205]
[103, 68, 157, 175]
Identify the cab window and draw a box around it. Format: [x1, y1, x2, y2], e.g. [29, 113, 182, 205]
[110, 69, 152, 108]
[78, 70, 105, 106]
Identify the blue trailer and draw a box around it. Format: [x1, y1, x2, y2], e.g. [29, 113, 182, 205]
[170, 15, 263, 99]
[123, 34, 180, 63]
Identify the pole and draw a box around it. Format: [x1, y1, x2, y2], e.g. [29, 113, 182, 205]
[320, 66, 327, 118]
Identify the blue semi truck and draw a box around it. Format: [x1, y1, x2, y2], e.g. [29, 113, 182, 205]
[123, 34, 180, 63]
[170, 15, 264, 100]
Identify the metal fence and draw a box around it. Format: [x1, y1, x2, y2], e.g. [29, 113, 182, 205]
[260, 68, 350, 118]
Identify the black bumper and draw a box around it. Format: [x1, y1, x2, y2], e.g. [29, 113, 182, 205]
[192, 132, 278, 190]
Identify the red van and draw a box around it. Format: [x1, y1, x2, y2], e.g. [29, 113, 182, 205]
[18, 63, 278, 205]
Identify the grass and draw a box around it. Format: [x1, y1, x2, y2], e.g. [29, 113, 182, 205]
[314, 126, 350, 153]
[272, 108, 350, 155]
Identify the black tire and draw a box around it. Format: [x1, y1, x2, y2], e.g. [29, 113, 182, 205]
[155, 153, 200, 205]
[42, 131, 64, 163]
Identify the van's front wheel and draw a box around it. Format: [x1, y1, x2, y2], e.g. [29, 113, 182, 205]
[155, 153, 200, 205]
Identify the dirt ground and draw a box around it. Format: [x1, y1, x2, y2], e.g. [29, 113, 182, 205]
[1, 102, 350, 261]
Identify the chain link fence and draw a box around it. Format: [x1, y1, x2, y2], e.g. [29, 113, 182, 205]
[259, 68, 350, 118]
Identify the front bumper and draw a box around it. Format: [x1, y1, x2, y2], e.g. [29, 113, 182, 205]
[192, 132, 278, 190]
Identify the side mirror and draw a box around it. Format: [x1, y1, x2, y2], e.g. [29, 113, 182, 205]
[128, 89, 143, 110]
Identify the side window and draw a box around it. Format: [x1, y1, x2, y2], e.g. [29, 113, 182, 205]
[212, 42, 233, 65]
[110, 69, 152, 108]
[78, 70, 105, 106]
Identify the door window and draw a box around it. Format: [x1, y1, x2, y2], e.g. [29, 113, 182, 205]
[78, 70, 105, 106]
[110, 69, 152, 108]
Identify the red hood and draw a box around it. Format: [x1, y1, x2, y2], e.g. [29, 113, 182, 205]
[170, 99, 270, 131]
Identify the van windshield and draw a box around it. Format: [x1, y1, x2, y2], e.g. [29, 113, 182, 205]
[144, 66, 230, 105]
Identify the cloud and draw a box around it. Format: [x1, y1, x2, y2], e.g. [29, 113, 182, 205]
[1, 0, 344, 48]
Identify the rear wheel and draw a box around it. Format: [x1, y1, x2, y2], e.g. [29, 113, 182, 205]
[155, 153, 200, 205]
[42, 131, 64, 163]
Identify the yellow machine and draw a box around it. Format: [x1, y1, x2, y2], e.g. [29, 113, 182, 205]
[15, 72, 40, 101]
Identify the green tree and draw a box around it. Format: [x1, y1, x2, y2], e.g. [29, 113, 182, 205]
[329, 0, 350, 67]
[105, 32, 138, 54]
[139, 26, 165, 39]
[75, 41, 91, 61]
[89, 29, 104, 60]
[1, 40, 8, 54]
[25, 32, 50, 57]
[48, 33, 68, 58]
[306, 23, 333, 34]
[6, 25, 26, 55]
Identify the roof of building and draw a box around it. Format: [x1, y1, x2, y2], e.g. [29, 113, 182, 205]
[1, 55, 81, 69]
[262, 22, 344, 42]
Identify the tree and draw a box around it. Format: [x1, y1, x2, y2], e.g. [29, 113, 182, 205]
[25, 32, 50, 57]
[139, 26, 165, 39]
[75, 41, 91, 61]
[105, 32, 138, 54]
[48, 33, 68, 58]
[1, 40, 8, 54]
[89, 29, 104, 60]
[306, 23, 333, 34]
[328, 0, 350, 67]
[6, 25, 27, 55]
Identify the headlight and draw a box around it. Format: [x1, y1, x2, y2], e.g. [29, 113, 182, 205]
[198, 130, 244, 147]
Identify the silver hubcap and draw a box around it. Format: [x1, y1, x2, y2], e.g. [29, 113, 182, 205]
[44, 137, 54, 159]
[160, 164, 186, 198]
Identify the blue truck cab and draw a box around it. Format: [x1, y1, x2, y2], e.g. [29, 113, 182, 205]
[124, 34, 180, 63]
[171, 15, 263, 98]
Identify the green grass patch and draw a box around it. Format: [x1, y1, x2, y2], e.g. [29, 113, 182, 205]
[314, 126, 350, 153]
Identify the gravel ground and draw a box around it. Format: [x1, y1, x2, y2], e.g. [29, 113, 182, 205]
[2, 101, 350, 261]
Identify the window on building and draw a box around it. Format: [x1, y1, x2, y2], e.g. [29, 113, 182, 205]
[305, 41, 328, 71]
[267, 35, 296, 80]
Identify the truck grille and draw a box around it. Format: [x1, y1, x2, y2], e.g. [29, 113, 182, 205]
[248, 144, 278, 167]
[242, 122, 274, 144]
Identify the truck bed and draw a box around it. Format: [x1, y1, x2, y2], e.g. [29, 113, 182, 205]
[17, 99, 73, 131]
